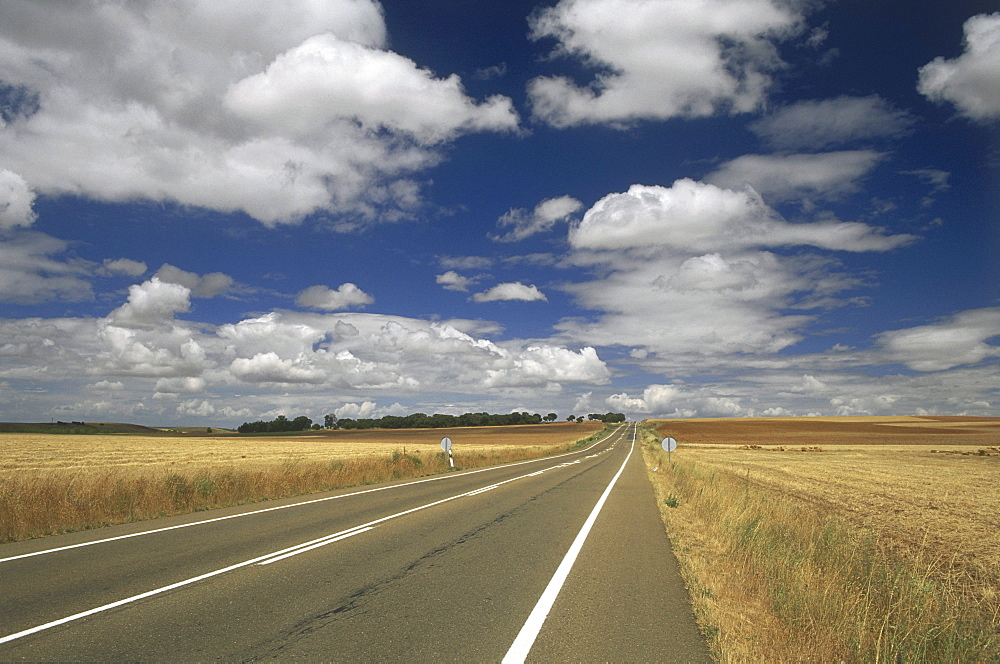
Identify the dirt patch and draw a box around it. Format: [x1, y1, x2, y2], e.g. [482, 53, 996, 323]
[650, 415, 1000, 446]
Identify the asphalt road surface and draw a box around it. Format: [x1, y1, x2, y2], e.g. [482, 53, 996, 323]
[1, 424, 710, 662]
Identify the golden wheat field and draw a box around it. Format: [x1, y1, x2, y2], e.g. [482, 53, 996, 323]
[0, 421, 605, 542]
[643, 416, 1000, 662]
[651, 415, 1000, 575]
[0, 421, 603, 473]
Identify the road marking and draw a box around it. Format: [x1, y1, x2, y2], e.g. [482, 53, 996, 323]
[502, 424, 635, 664]
[0, 428, 629, 647]
[0, 534, 361, 647]
[255, 527, 374, 566]
[465, 483, 503, 497]
[0, 426, 626, 565]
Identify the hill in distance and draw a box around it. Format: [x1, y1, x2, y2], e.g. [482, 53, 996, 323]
[0, 422, 235, 435]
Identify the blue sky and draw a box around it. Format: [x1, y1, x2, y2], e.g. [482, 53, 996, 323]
[0, 0, 997, 426]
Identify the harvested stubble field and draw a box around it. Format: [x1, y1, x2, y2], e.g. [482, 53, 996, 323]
[643, 416, 1000, 662]
[0, 421, 603, 542]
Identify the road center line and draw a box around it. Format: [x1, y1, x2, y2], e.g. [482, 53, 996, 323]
[255, 527, 374, 566]
[502, 424, 636, 664]
[0, 431, 626, 647]
[0, 426, 625, 565]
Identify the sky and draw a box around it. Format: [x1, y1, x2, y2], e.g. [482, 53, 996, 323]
[0, 0, 998, 427]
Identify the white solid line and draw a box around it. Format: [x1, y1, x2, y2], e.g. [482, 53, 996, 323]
[502, 424, 636, 664]
[0, 428, 628, 647]
[0, 427, 624, 565]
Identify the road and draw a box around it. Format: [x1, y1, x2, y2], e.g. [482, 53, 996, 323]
[0, 424, 710, 661]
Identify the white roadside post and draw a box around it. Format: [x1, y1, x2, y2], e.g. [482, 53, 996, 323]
[440, 436, 454, 468]
[662, 436, 678, 465]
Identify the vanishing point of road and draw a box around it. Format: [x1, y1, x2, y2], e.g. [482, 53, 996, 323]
[1, 424, 710, 661]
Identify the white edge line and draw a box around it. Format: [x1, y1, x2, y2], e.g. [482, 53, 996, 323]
[0, 427, 629, 647]
[501, 424, 636, 664]
[0, 426, 625, 565]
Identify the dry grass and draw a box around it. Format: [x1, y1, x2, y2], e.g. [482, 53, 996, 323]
[642, 416, 1000, 662]
[0, 422, 604, 542]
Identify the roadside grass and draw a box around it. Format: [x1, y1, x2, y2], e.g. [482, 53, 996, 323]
[0, 427, 615, 543]
[638, 425, 999, 662]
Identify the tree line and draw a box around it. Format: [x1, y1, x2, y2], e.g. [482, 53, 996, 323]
[237, 411, 626, 433]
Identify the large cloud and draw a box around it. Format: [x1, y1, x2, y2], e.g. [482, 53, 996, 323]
[527, 0, 804, 127]
[570, 179, 912, 253]
[559, 179, 914, 360]
[0, 1, 518, 225]
[0, 286, 613, 421]
[918, 13, 1000, 122]
[224, 33, 517, 143]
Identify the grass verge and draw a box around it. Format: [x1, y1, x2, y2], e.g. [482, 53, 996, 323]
[638, 425, 999, 662]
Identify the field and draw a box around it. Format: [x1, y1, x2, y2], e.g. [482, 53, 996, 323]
[642, 416, 1000, 662]
[0, 422, 604, 542]
[0, 422, 601, 473]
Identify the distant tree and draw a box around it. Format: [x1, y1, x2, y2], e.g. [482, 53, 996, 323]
[543, 413, 558, 422]
[323, 414, 336, 429]
[566, 415, 576, 422]
[576, 416, 584, 423]
[237, 414, 315, 433]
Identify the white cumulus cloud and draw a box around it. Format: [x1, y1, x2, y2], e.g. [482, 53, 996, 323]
[570, 179, 911, 253]
[230, 351, 328, 385]
[472, 282, 548, 302]
[296, 283, 374, 311]
[559, 178, 914, 362]
[0, 170, 37, 230]
[106, 278, 191, 329]
[224, 33, 518, 143]
[0, 1, 518, 226]
[918, 13, 1000, 122]
[492, 195, 583, 242]
[436, 270, 477, 292]
[527, 0, 804, 127]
